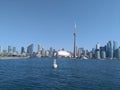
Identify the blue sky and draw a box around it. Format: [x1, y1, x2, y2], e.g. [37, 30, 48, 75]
[0, 0, 120, 52]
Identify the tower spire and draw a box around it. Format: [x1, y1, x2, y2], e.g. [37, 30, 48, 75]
[73, 23, 77, 58]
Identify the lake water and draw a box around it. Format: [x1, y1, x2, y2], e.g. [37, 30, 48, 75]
[0, 58, 120, 90]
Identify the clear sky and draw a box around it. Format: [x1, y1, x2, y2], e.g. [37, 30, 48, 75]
[0, 0, 120, 52]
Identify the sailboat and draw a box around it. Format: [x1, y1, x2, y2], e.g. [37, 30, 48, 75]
[52, 59, 58, 69]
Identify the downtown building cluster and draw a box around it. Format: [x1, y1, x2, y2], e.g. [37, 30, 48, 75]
[0, 41, 120, 59]
[0, 44, 58, 58]
[93, 41, 120, 59]
[76, 40, 120, 59]
[72, 24, 120, 59]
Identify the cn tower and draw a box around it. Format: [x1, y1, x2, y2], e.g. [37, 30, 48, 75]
[73, 23, 77, 58]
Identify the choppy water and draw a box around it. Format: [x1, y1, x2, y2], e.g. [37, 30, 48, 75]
[0, 58, 120, 90]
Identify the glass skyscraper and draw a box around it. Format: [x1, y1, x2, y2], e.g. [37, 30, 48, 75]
[113, 41, 118, 58]
[21, 47, 25, 54]
[8, 46, 12, 53]
[27, 44, 33, 55]
[106, 41, 113, 59]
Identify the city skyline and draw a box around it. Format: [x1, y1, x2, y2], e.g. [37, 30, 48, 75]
[1, 40, 120, 59]
[0, 0, 120, 51]
[0, 40, 119, 52]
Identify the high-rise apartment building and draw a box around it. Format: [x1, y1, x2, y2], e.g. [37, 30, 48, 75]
[21, 47, 25, 54]
[116, 48, 120, 59]
[96, 43, 100, 50]
[96, 50, 100, 59]
[13, 47, 16, 53]
[8, 46, 12, 53]
[101, 51, 106, 59]
[0, 46, 2, 53]
[113, 41, 118, 58]
[38, 44, 42, 53]
[106, 41, 113, 59]
[27, 44, 33, 55]
[49, 47, 53, 57]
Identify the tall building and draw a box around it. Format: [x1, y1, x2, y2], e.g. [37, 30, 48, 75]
[113, 41, 118, 51]
[100, 46, 106, 58]
[83, 50, 87, 57]
[49, 47, 53, 57]
[113, 41, 118, 58]
[88, 52, 93, 59]
[116, 48, 120, 59]
[95, 43, 101, 59]
[92, 48, 96, 58]
[0, 46, 2, 53]
[27, 44, 33, 55]
[96, 51, 100, 59]
[38, 44, 42, 53]
[77, 48, 81, 58]
[96, 43, 100, 50]
[73, 23, 77, 58]
[107, 41, 113, 59]
[8, 46, 12, 53]
[21, 47, 25, 54]
[13, 47, 16, 53]
[45, 50, 49, 57]
[110, 41, 113, 59]
[41, 48, 45, 56]
[101, 51, 106, 59]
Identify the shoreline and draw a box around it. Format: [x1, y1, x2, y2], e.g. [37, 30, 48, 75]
[0, 56, 30, 60]
[0, 57, 120, 60]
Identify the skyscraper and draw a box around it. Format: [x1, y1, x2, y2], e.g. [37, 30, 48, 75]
[41, 48, 45, 56]
[73, 23, 77, 58]
[49, 47, 53, 57]
[27, 44, 33, 55]
[106, 41, 113, 59]
[21, 47, 25, 54]
[8, 46, 12, 53]
[0, 46, 2, 53]
[116, 48, 120, 59]
[38, 44, 42, 53]
[96, 43, 100, 50]
[101, 51, 106, 59]
[96, 50, 100, 59]
[113, 41, 118, 58]
[113, 41, 118, 51]
[13, 47, 16, 53]
[77, 48, 81, 58]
